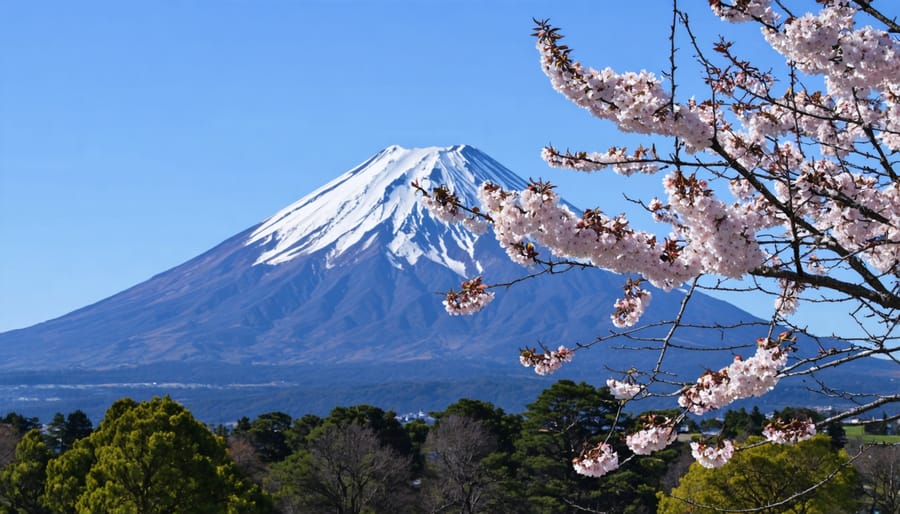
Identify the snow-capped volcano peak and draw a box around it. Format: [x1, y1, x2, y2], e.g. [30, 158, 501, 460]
[245, 145, 527, 274]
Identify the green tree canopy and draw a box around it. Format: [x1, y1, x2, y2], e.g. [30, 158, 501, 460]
[44, 411, 93, 454]
[511, 380, 671, 513]
[43, 396, 270, 514]
[658, 436, 860, 513]
[319, 404, 411, 456]
[0, 429, 53, 514]
[436, 398, 522, 455]
[247, 411, 292, 463]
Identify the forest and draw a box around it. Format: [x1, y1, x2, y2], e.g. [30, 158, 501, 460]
[0, 379, 894, 513]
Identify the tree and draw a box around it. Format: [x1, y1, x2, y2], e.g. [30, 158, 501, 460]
[44, 411, 93, 454]
[43, 414, 67, 455]
[62, 411, 92, 451]
[658, 436, 860, 513]
[415, 0, 899, 495]
[436, 399, 522, 455]
[422, 400, 524, 512]
[284, 414, 323, 454]
[721, 407, 765, 439]
[422, 414, 499, 514]
[43, 396, 270, 514]
[268, 423, 415, 514]
[853, 443, 900, 514]
[320, 404, 412, 456]
[0, 429, 53, 514]
[247, 411, 293, 463]
[0, 425, 21, 470]
[511, 380, 672, 513]
[0, 414, 39, 436]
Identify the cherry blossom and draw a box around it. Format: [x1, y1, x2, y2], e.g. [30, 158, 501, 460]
[443, 277, 495, 316]
[416, 1, 900, 474]
[606, 378, 643, 401]
[572, 442, 619, 478]
[690, 440, 735, 468]
[626, 416, 677, 455]
[519, 346, 574, 375]
[763, 418, 817, 444]
[679, 336, 789, 415]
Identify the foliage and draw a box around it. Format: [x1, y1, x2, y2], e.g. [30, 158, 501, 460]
[435, 398, 522, 455]
[246, 411, 293, 463]
[511, 380, 672, 513]
[0, 414, 39, 436]
[721, 406, 765, 439]
[0, 430, 53, 514]
[43, 396, 270, 514]
[658, 436, 860, 513]
[44, 411, 93, 454]
[318, 404, 412, 456]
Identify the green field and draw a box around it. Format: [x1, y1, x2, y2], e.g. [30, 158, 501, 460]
[843, 424, 900, 444]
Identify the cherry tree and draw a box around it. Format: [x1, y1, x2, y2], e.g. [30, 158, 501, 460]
[415, 0, 899, 494]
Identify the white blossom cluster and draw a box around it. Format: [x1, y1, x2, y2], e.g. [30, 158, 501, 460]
[419, 186, 466, 225]
[709, 0, 777, 24]
[606, 378, 643, 401]
[679, 338, 788, 415]
[415, 3, 899, 456]
[690, 440, 735, 468]
[442, 277, 494, 316]
[774, 278, 805, 317]
[542, 146, 660, 176]
[419, 187, 488, 235]
[519, 346, 574, 375]
[626, 423, 677, 455]
[775, 158, 900, 277]
[611, 286, 651, 328]
[572, 442, 619, 478]
[536, 38, 713, 153]
[763, 4, 900, 99]
[477, 178, 764, 311]
[763, 418, 817, 444]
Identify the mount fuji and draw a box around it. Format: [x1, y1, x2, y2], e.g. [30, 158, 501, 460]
[0, 145, 894, 422]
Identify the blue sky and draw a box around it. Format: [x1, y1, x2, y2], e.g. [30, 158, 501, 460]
[0, 1, 840, 332]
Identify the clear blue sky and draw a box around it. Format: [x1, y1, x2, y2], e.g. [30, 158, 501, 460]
[0, 1, 833, 332]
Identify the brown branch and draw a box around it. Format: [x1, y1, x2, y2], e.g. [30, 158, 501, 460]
[820, 394, 900, 426]
[851, 0, 900, 33]
[750, 266, 900, 310]
[709, 137, 894, 300]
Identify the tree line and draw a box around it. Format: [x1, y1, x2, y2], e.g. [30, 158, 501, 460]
[0, 380, 894, 513]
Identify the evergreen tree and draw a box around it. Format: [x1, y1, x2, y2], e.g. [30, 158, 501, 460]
[511, 380, 668, 513]
[247, 411, 292, 463]
[0, 429, 53, 514]
[43, 396, 270, 514]
[1, 414, 39, 436]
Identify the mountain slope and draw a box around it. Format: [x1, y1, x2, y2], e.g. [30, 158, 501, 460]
[0, 145, 895, 422]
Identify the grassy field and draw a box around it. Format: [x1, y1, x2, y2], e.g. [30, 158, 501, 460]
[843, 424, 900, 444]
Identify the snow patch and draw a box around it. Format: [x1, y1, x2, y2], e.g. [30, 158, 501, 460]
[245, 145, 527, 275]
